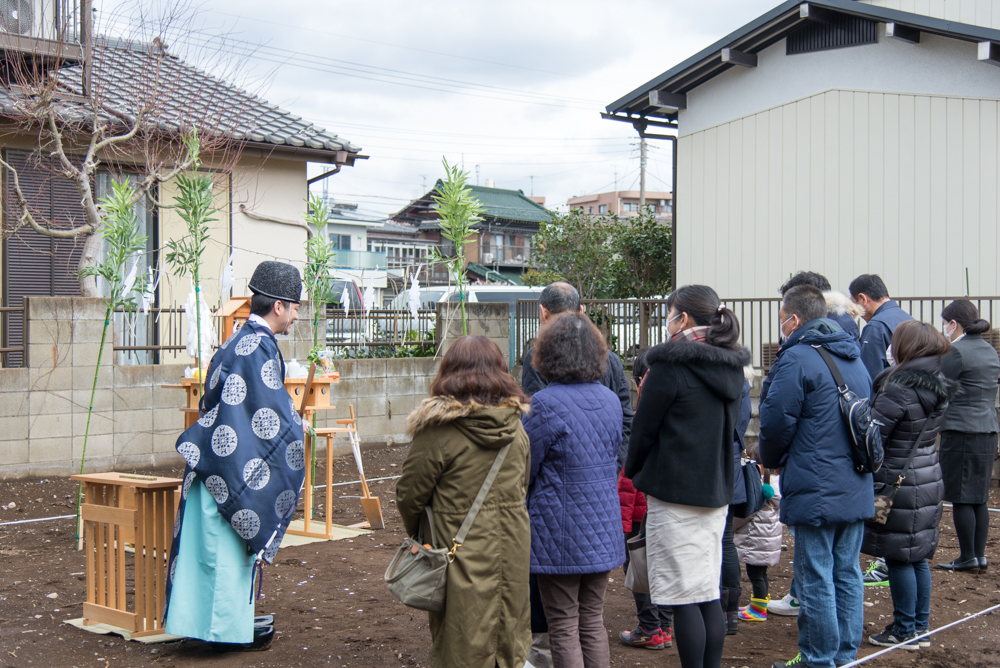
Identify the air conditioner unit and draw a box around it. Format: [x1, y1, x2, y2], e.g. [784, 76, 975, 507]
[0, 0, 53, 39]
[483, 253, 494, 264]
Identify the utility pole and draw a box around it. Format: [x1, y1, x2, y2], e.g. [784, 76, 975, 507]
[639, 135, 647, 209]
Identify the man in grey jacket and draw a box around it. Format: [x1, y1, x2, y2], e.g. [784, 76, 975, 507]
[521, 282, 634, 468]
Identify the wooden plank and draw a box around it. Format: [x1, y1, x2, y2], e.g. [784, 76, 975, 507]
[302, 434, 313, 534]
[95, 513, 106, 607]
[81, 503, 137, 527]
[143, 491, 155, 632]
[325, 436, 333, 540]
[84, 485, 95, 606]
[155, 490, 166, 629]
[133, 489, 145, 628]
[83, 602, 138, 632]
[105, 518, 116, 610]
[116, 517, 126, 611]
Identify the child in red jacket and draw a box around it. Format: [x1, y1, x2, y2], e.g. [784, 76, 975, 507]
[619, 349, 674, 650]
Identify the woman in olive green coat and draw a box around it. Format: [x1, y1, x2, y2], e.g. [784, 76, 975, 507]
[395, 335, 532, 668]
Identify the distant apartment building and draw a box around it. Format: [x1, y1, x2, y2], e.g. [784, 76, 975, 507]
[567, 190, 673, 222]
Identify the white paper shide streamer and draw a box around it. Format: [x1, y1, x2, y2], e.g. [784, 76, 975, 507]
[184, 282, 216, 366]
[220, 251, 235, 296]
[140, 266, 156, 315]
[407, 270, 421, 322]
[340, 285, 350, 317]
[362, 283, 375, 317]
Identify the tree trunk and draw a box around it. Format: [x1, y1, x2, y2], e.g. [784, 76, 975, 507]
[77, 231, 102, 297]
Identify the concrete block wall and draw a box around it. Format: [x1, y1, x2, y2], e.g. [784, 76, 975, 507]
[0, 297, 443, 479]
[436, 302, 511, 364]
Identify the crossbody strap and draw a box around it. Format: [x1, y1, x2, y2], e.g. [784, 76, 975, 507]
[887, 415, 932, 497]
[814, 345, 848, 391]
[449, 443, 511, 558]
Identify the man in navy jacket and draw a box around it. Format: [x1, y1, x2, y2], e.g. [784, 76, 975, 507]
[849, 274, 913, 381]
[759, 286, 874, 668]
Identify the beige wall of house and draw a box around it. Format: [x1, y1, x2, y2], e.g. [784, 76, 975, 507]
[859, 0, 1000, 29]
[567, 190, 673, 217]
[676, 89, 1000, 298]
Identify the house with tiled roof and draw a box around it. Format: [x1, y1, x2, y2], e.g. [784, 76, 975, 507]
[0, 17, 364, 365]
[391, 181, 553, 285]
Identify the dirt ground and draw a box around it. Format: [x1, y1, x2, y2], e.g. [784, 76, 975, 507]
[2, 444, 1000, 668]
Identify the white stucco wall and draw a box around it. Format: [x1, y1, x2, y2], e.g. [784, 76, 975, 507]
[859, 0, 1000, 30]
[679, 26, 999, 136]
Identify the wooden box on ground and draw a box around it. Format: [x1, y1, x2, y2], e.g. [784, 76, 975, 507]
[71, 472, 182, 638]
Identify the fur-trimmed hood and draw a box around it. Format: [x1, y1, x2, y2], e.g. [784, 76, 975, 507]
[875, 356, 956, 412]
[406, 395, 530, 446]
[645, 340, 751, 402]
[824, 290, 863, 318]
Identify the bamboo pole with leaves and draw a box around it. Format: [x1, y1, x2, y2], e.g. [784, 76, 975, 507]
[165, 133, 216, 397]
[428, 158, 485, 335]
[302, 192, 337, 511]
[75, 179, 149, 548]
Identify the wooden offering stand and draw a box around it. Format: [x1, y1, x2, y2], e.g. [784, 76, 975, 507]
[71, 472, 182, 638]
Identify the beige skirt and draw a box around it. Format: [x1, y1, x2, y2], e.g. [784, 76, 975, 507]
[645, 497, 728, 606]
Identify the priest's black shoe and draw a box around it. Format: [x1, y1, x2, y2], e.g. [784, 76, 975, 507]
[254, 615, 274, 627]
[209, 625, 275, 652]
[936, 557, 980, 573]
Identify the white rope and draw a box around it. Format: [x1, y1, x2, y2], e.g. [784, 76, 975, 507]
[313, 474, 401, 489]
[0, 514, 75, 527]
[839, 602, 1000, 667]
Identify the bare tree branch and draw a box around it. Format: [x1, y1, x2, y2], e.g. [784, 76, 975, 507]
[0, 155, 94, 239]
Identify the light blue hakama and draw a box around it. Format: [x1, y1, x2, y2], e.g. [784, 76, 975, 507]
[165, 479, 255, 643]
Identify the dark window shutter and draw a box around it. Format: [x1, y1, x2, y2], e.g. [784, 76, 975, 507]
[3, 150, 88, 366]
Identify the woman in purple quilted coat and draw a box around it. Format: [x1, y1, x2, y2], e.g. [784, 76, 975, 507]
[523, 311, 626, 668]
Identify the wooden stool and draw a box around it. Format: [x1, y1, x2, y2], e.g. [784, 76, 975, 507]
[71, 472, 181, 637]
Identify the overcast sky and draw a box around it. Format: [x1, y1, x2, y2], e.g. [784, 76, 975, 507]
[98, 0, 779, 219]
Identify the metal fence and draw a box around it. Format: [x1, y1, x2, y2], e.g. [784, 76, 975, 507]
[324, 308, 436, 350]
[515, 296, 1000, 370]
[115, 306, 224, 365]
[0, 303, 29, 367]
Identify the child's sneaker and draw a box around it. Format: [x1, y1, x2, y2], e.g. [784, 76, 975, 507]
[738, 595, 769, 621]
[767, 593, 800, 616]
[619, 625, 665, 650]
[914, 628, 931, 648]
[658, 627, 673, 648]
[863, 558, 890, 586]
[869, 628, 920, 651]
[771, 652, 811, 667]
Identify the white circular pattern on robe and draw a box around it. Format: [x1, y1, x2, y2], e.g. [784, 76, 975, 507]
[243, 458, 271, 490]
[261, 359, 282, 391]
[211, 424, 238, 457]
[177, 442, 200, 469]
[182, 471, 195, 500]
[289, 397, 302, 426]
[274, 489, 297, 519]
[204, 475, 229, 504]
[235, 333, 261, 357]
[169, 556, 177, 582]
[197, 404, 219, 428]
[231, 508, 260, 540]
[251, 407, 281, 440]
[210, 364, 222, 390]
[221, 373, 247, 406]
[285, 440, 305, 470]
[262, 539, 280, 564]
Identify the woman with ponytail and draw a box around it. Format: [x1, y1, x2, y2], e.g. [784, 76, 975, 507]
[937, 300, 1000, 573]
[624, 285, 751, 668]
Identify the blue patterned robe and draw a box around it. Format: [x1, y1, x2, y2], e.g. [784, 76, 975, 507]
[164, 319, 306, 635]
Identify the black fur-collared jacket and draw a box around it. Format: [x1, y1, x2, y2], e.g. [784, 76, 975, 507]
[624, 339, 751, 508]
[862, 355, 953, 563]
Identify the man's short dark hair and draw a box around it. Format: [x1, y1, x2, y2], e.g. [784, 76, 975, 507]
[539, 282, 580, 315]
[250, 294, 286, 317]
[780, 271, 832, 296]
[782, 285, 828, 323]
[849, 274, 889, 301]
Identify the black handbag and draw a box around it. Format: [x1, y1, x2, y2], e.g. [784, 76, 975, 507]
[732, 458, 765, 518]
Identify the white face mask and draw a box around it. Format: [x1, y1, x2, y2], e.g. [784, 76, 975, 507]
[942, 322, 956, 340]
[667, 313, 682, 334]
[779, 316, 795, 343]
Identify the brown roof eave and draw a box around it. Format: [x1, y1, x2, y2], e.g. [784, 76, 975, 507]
[240, 141, 368, 165]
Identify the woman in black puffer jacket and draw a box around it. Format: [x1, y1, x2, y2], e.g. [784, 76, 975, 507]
[862, 321, 953, 648]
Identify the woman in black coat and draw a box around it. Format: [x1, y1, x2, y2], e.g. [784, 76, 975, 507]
[863, 321, 952, 649]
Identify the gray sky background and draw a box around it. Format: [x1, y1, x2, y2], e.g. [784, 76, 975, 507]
[98, 0, 779, 219]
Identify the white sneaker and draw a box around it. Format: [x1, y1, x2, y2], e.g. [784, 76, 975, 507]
[767, 593, 801, 616]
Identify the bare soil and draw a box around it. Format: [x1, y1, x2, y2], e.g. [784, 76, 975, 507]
[2, 445, 1000, 668]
